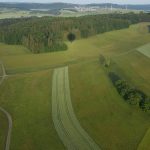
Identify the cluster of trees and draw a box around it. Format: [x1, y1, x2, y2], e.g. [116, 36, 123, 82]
[109, 72, 150, 112]
[0, 13, 150, 53]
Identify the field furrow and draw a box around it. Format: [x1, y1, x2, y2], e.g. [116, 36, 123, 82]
[52, 66, 100, 150]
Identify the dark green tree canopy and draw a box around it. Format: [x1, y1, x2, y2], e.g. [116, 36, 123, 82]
[67, 33, 76, 42]
[0, 13, 150, 53]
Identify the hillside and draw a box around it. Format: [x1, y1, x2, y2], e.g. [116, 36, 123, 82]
[0, 13, 149, 53]
[0, 22, 150, 150]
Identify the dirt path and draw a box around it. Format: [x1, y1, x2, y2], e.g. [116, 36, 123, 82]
[52, 66, 100, 150]
[0, 107, 12, 150]
[0, 61, 12, 150]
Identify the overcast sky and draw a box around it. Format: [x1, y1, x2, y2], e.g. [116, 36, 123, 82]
[0, 0, 150, 4]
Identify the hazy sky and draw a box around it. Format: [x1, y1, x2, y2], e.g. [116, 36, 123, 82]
[0, 0, 150, 4]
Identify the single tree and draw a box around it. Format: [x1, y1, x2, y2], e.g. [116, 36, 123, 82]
[67, 33, 76, 43]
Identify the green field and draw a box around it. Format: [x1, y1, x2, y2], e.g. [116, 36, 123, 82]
[0, 43, 31, 56]
[0, 8, 140, 19]
[69, 60, 150, 150]
[138, 128, 150, 150]
[1, 23, 150, 74]
[111, 51, 150, 96]
[0, 71, 65, 150]
[0, 22, 150, 149]
[60, 9, 140, 17]
[0, 111, 8, 150]
[0, 9, 52, 19]
[137, 43, 150, 58]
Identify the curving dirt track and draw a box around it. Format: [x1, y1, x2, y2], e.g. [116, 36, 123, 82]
[0, 61, 12, 150]
[52, 66, 101, 150]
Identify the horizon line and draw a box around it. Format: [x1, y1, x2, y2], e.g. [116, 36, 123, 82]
[0, 2, 150, 5]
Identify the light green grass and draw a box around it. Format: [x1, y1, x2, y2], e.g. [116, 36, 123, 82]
[0, 70, 65, 150]
[0, 111, 8, 150]
[0, 43, 31, 56]
[112, 51, 150, 96]
[0, 22, 150, 149]
[1, 23, 150, 74]
[138, 128, 150, 150]
[69, 60, 150, 150]
[137, 43, 150, 58]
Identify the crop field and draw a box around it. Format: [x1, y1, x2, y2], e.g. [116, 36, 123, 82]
[0, 22, 150, 150]
[137, 43, 150, 58]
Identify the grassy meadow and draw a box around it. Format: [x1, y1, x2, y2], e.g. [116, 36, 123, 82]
[0, 71, 65, 150]
[0, 111, 8, 150]
[1, 23, 150, 74]
[69, 60, 150, 150]
[111, 51, 150, 96]
[0, 43, 31, 56]
[0, 22, 150, 149]
[137, 43, 150, 58]
[138, 128, 150, 150]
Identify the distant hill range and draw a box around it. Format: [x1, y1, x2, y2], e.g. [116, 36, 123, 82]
[0, 2, 150, 11]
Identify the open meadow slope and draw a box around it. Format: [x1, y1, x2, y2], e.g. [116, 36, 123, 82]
[0, 22, 150, 150]
[0, 43, 31, 56]
[0, 70, 65, 150]
[111, 51, 150, 96]
[69, 60, 150, 150]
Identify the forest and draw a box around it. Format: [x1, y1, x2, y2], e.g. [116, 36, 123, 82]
[0, 13, 150, 53]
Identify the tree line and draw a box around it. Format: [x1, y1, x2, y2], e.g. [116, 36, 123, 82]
[109, 72, 150, 112]
[0, 13, 150, 53]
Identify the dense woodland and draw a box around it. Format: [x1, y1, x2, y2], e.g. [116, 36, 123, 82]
[0, 13, 150, 53]
[109, 72, 150, 112]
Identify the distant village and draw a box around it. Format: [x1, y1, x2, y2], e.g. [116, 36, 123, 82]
[74, 5, 128, 12]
